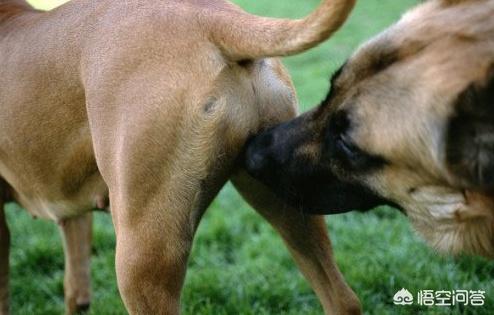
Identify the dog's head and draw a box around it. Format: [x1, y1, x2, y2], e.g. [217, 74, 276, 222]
[245, 0, 494, 257]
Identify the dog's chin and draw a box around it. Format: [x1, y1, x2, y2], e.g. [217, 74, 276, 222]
[245, 166, 394, 215]
[271, 181, 387, 215]
[404, 187, 494, 258]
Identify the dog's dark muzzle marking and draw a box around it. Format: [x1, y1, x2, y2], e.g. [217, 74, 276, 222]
[243, 119, 395, 215]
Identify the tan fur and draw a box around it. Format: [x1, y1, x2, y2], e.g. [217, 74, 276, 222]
[0, 0, 359, 314]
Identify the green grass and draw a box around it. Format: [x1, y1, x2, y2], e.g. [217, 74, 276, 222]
[9, 0, 494, 314]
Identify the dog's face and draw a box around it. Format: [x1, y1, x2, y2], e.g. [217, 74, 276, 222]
[245, 0, 494, 257]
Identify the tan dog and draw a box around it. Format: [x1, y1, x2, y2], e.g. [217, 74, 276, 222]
[0, 0, 363, 314]
[245, 0, 494, 259]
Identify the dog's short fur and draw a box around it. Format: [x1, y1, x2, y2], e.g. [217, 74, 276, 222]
[246, 0, 494, 258]
[0, 0, 361, 314]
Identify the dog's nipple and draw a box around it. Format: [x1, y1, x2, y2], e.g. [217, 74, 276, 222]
[95, 195, 109, 210]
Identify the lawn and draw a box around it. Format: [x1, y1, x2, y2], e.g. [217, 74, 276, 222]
[7, 0, 493, 314]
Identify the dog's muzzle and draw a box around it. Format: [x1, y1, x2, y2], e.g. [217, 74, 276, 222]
[243, 123, 399, 215]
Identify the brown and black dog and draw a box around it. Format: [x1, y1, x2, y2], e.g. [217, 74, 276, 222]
[246, 0, 494, 258]
[0, 0, 365, 314]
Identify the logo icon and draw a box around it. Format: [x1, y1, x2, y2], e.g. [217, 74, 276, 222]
[394, 288, 414, 305]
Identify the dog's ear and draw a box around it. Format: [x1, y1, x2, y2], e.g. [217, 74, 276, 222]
[446, 66, 494, 189]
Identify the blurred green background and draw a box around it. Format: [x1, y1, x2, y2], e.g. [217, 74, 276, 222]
[6, 0, 492, 314]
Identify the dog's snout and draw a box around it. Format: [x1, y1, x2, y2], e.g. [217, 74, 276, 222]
[244, 116, 311, 178]
[245, 132, 275, 175]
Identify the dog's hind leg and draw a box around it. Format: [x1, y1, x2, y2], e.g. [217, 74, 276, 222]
[108, 184, 216, 315]
[59, 213, 92, 315]
[0, 188, 10, 315]
[232, 171, 362, 315]
[87, 107, 230, 313]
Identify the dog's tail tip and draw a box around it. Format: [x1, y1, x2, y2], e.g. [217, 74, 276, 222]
[212, 0, 356, 61]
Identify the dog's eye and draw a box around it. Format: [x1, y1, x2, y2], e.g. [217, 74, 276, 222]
[326, 110, 387, 172]
[335, 134, 359, 158]
[334, 134, 365, 164]
[328, 110, 362, 160]
[333, 135, 386, 171]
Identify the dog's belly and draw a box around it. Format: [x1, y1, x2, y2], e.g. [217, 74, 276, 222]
[0, 120, 108, 220]
[0, 143, 108, 221]
[13, 175, 108, 221]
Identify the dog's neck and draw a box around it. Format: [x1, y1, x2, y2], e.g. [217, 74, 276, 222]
[0, 0, 35, 24]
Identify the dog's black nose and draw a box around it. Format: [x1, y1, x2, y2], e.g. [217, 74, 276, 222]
[245, 132, 275, 175]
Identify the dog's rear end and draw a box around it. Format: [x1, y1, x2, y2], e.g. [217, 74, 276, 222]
[0, 0, 361, 314]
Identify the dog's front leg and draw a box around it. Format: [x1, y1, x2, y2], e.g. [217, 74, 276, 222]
[59, 213, 92, 315]
[232, 171, 361, 315]
[0, 203, 9, 315]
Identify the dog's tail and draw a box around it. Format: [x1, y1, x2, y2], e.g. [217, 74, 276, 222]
[0, 0, 35, 24]
[211, 0, 356, 61]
